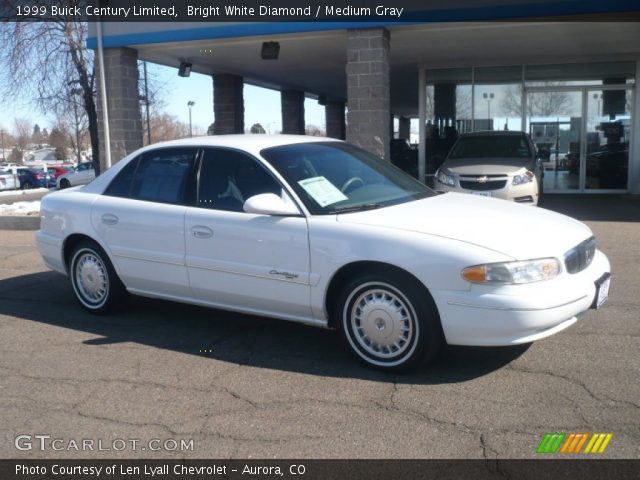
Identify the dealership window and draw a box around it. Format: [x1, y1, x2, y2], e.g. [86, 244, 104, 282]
[422, 61, 635, 191]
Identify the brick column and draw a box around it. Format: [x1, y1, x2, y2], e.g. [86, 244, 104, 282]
[325, 101, 346, 139]
[97, 47, 143, 171]
[281, 90, 305, 134]
[346, 28, 391, 161]
[213, 74, 244, 134]
[399, 116, 411, 140]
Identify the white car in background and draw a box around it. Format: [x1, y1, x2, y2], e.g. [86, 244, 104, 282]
[57, 162, 95, 189]
[435, 131, 543, 205]
[0, 168, 20, 191]
[36, 136, 610, 371]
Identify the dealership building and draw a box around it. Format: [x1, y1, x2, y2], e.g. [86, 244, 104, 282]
[88, 2, 640, 194]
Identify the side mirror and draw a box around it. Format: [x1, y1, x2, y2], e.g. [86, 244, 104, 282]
[243, 193, 300, 216]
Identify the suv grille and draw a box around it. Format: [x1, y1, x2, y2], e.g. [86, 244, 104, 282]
[564, 237, 596, 274]
[459, 179, 507, 191]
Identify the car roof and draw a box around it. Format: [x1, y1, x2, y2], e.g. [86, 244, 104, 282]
[134, 134, 342, 157]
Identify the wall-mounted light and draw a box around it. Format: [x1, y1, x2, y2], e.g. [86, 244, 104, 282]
[178, 62, 192, 77]
[261, 42, 280, 60]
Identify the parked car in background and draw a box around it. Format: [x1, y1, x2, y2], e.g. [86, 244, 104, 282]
[37, 135, 610, 371]
[0, 168, 20, 191]
[586, 142, 628, 189]
[540, 148, 567, 171]
[48, 165, 74, 179]
[434, 131, 543, 205]
[57, 162, 95, 189]
[13, 166, 56, 189]
[390, 138, 418, 178]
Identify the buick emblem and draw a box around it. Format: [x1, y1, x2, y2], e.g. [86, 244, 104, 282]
[477, 176, 489, 183]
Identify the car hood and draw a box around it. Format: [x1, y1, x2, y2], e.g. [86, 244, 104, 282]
[336, 192, 592, 260]
[441, 158, 532, 175]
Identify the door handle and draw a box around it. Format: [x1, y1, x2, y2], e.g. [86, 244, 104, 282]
[191, 225, 213, 239]
[101, 213, 119, 225]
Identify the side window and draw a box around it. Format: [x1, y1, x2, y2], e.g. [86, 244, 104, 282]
[198, 148, 282, 212]
[104, 156, 140, 198]
[125, 148, 197, 204]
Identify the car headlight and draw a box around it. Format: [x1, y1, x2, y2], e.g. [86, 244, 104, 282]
[512, 170, 535, 185]
[462, 258, 560, 284]
[436, 169, 455, 187]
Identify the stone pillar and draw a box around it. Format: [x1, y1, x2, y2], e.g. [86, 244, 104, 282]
[97, 47, 143, 171]
[325, 101, 346, 139]
[346, 27, 391, 161]
[399, 116, 411, 140]
[213, 74, 244, 134]
[281, 90, 305, 134]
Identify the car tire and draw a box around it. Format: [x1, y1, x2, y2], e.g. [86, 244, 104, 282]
[69, 240, 127, 315]
[335, 271, 442, 372]
[59, 179, 71, 189]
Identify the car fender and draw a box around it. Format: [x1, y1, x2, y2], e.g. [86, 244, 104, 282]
[307, 216, 512, 321]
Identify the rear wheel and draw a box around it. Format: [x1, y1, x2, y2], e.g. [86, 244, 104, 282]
[335, 271, 442, 371]
[69, 240, 126, 314]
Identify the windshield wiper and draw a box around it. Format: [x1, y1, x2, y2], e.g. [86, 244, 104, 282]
[331, 203, 384, 214]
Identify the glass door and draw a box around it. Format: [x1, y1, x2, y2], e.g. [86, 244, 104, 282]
[585, 88, 632, 190]
[526, 87, 633, 192]
[526, 90, 583, 192]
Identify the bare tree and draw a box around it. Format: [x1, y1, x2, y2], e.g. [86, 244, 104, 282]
[13, 118, 31, 152]
[501, 84, 573, 117]
[147, 112, 189, 143]
[305, 124, 325, 136]
[0, 12, 99, 172]
[250, 123, 266, 134]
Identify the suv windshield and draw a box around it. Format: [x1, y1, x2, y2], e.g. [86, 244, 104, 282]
[261, 142, 435, 215]
[449, 135, 532, 159]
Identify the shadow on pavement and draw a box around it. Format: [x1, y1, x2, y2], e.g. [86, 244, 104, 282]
[539, 194, 640, 222]
[0, 271, 529, 385]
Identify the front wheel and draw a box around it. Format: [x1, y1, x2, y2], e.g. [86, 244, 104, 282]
[336, 272, 442, 371]
[69, 240, 127, 314]
[59, 178, 71, 189]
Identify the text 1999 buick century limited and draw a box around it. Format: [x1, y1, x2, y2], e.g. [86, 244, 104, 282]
[36, 135, 611, 371]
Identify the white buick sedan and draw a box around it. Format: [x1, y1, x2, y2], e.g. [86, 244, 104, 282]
[36, 136, 611, 371]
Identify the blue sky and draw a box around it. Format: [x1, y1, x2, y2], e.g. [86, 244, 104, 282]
[0, 62, 327, 136]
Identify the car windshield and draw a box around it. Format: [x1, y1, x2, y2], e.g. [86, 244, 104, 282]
[261, 142, 435, 215]
[449, 135, 532, 159]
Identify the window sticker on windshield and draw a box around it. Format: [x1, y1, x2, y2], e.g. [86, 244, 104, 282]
[298, 176, 348, 207]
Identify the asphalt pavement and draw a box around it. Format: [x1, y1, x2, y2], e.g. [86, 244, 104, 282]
[0, 195, 638, 459]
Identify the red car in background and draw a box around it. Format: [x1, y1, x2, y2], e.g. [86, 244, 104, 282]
[47, 165, 73, 179]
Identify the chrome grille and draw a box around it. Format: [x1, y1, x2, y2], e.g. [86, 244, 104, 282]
[564, 237, 596, 274]
[459, 179, 507, 191]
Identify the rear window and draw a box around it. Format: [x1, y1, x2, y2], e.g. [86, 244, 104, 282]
[449, 135, 532, 159]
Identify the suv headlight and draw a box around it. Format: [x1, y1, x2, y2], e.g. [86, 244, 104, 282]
[512, 170, 535, 185]
[436, 169, 455, 187]
[462, 258, 560, 284]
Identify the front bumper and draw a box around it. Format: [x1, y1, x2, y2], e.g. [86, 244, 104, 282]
[431, 249, 610, 346]
[435, 180, 539, 205]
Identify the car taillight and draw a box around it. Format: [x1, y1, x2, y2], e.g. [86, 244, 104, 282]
[36, 174, 44, 179]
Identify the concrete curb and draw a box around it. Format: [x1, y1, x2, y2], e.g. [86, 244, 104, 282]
[0, 215, 40, 230]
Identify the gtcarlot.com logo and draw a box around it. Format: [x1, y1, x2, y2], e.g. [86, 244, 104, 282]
[15, 435, 194, 452]
[537, 432, 613, 454]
